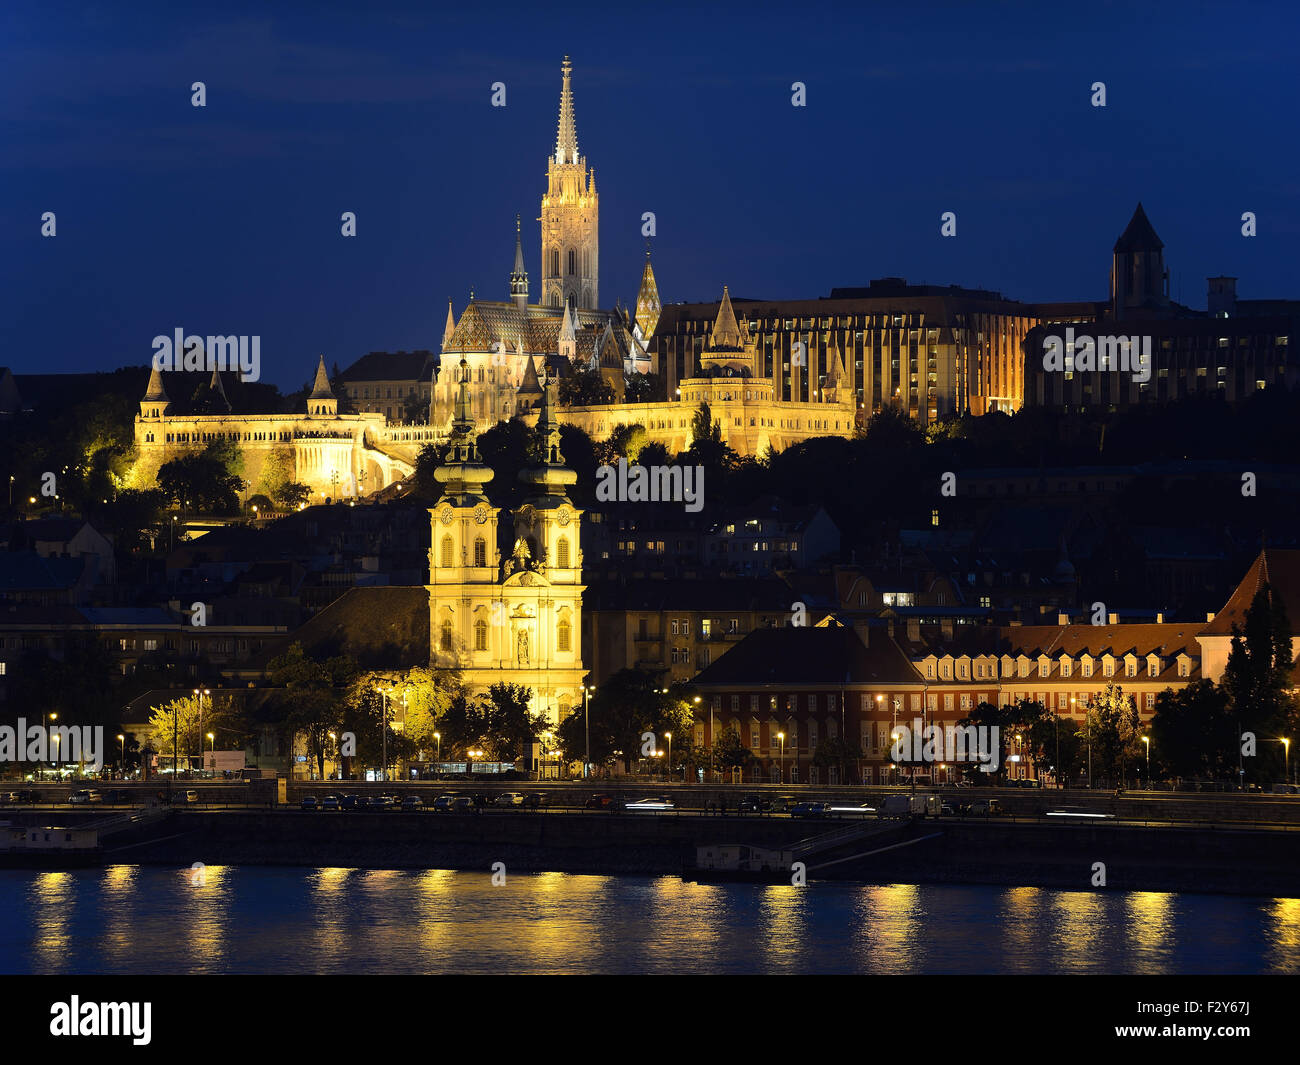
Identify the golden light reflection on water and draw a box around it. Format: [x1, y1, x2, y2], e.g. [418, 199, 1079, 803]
[754, 886, 811, 971]
[99, 865, 139, 963]
[29, 871, 74, 973]
[1122, 892, 1175, 973]
[856, 884, 924, 973]
[1264, 896, 1300, 971]
[184, 864, 232, 970]
[308, 867, 356, 970]
[1047, 890, 1111, 972]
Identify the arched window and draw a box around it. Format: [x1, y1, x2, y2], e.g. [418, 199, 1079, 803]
[557, 618, 571, 653]
[550, 249, 559, 275]
[441, 535, 453, 568]
[557, 537, 570, 568]
[440, 619, 453, 652]
[567, 249, 575, 276]
[474, 619, 488, 651]
[474, 537, 486, 567]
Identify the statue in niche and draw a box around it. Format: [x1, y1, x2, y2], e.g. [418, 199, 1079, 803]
[516, 627, 530, 666]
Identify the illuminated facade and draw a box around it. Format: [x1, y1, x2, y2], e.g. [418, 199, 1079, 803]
[427, 361, 585, 724]
[130, 356, 424, 502]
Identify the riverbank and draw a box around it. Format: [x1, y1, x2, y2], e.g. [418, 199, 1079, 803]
[60, 809, 1300, 898]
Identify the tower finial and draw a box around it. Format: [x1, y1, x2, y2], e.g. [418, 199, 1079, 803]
[555, 56, 579, 164]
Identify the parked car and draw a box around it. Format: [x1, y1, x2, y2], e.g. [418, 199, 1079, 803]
[940, 803, 956, 816]
[185, 790, 200, 803]
[767, 795, 798, 814]
[432, 794, 457, 812]
[583, 794, 615, 810]
[493, 792, 525, 807]
[69, 790, 92, 804]
[738, 795, 771, 814]
[86, 790, 103, 803]
[367, 795, 395, 811]
[340, 793, 362, 810]
[791, 800, 832, 819]
[0, 792, 18, 804]
[400, 795, 424, 812]
[966, 799, 1003, 817]
[449, 796, 476, 813]
[521, 793, 547, 808]
[300, 795, 319, 811]
[320, 795, 341, 811]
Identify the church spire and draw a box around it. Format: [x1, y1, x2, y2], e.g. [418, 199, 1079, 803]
[442, 300, 456, 351]
[555, 55, 579, 164]
[434, 358, 494, 503]
[519, 366, 577, 500]
[635, 245, 661, 340]
[510, 215, 529, 312]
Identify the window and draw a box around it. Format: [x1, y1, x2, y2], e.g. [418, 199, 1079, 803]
[1082, 660, 1093, 678]
[568, 249, 575, 276]
[440, 620, 453, 652]
[557, 538, 570, 568]
[671, 620, 679, 636]
[441, 535, 454, 569]
[474, 619, 488, 651]
[474, 537, 487, 567]
[558, 619, 571, 653]
[750, 724, 760, 749]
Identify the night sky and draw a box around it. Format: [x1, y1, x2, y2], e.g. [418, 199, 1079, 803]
[4, 0, 1297, 392]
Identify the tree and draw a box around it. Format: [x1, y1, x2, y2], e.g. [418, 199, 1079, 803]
[623, 372, 661, 404]
[1080, 682, 1143, 788]
[604, 423, 648, 463]
[147, 693, 244, 772]
[267, 643, 356, 778]
[479, 683, 546, 762]
[402, 388, 427, 425]
[156, 442, 245, 514]
[686, 401, 738, 472]
[714, 727, 752, 776]
[1222, 585, 1298, 782]
[274, 481, 312, 509]
[558, 366, 616, 406]
[1151, 679, 1235, 782]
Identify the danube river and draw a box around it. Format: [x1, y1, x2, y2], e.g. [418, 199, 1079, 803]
[1, 866, 1296, 974]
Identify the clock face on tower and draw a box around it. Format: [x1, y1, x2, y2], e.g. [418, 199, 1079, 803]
[557, 507, 571, 527]
[439, 507, 454, 526]
[474, 505, 488, 525]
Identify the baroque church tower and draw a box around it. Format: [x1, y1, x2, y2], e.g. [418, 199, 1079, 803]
[541, 57, 598, 311]
[427, 360, 585, 727]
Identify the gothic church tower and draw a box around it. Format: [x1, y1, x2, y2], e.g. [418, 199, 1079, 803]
[541, 57, 598, 311]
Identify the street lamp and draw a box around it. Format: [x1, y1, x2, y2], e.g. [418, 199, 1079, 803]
[664, 731, 672, 783]
[582, 685, 595, 779]
[778, 731, 785, 784]
[193, 688, 210, 775]
[379, 687, 390, 782]
[117, 734, 125, 777]
[207, 732, 215, 771]
[1279, 737, 1291, 785]
[696, 696, 707, 781]
[44, 711, 57, 775]
[435, 731, 441, 764]
[1141, 734, 1151, 788]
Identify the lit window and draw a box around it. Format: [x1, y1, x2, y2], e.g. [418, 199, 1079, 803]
[558, 619, 571, 653]
[441, 536, 453, 569]
[474, 620, 488, 651]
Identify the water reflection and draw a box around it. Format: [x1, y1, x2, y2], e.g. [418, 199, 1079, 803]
[1, 868, 1296, 975]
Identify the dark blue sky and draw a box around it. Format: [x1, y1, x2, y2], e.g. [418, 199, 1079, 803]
[4, 1, 1297, 392]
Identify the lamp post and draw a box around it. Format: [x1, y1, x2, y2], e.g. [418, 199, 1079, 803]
[435, 731, 441, 766]
[697, 696, 707, 781]
[1279, 737, 1291, 786]
[206, 732, 215, 772]
[1142, 734, 1151, 789]
[778, 731, 785, 784]
[44, 711, 57, 775]
[582, 685, 595, 779]
[379, 687, 389, 782]
[193, 688, 209, 776]
[665, 732, 672, 783]
[117, 734, 125, 778]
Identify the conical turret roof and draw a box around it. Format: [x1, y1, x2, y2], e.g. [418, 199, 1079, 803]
[1114, 202, 1164, 253]
[309, 355, 335, 399]
[709, 286, 744, 350]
